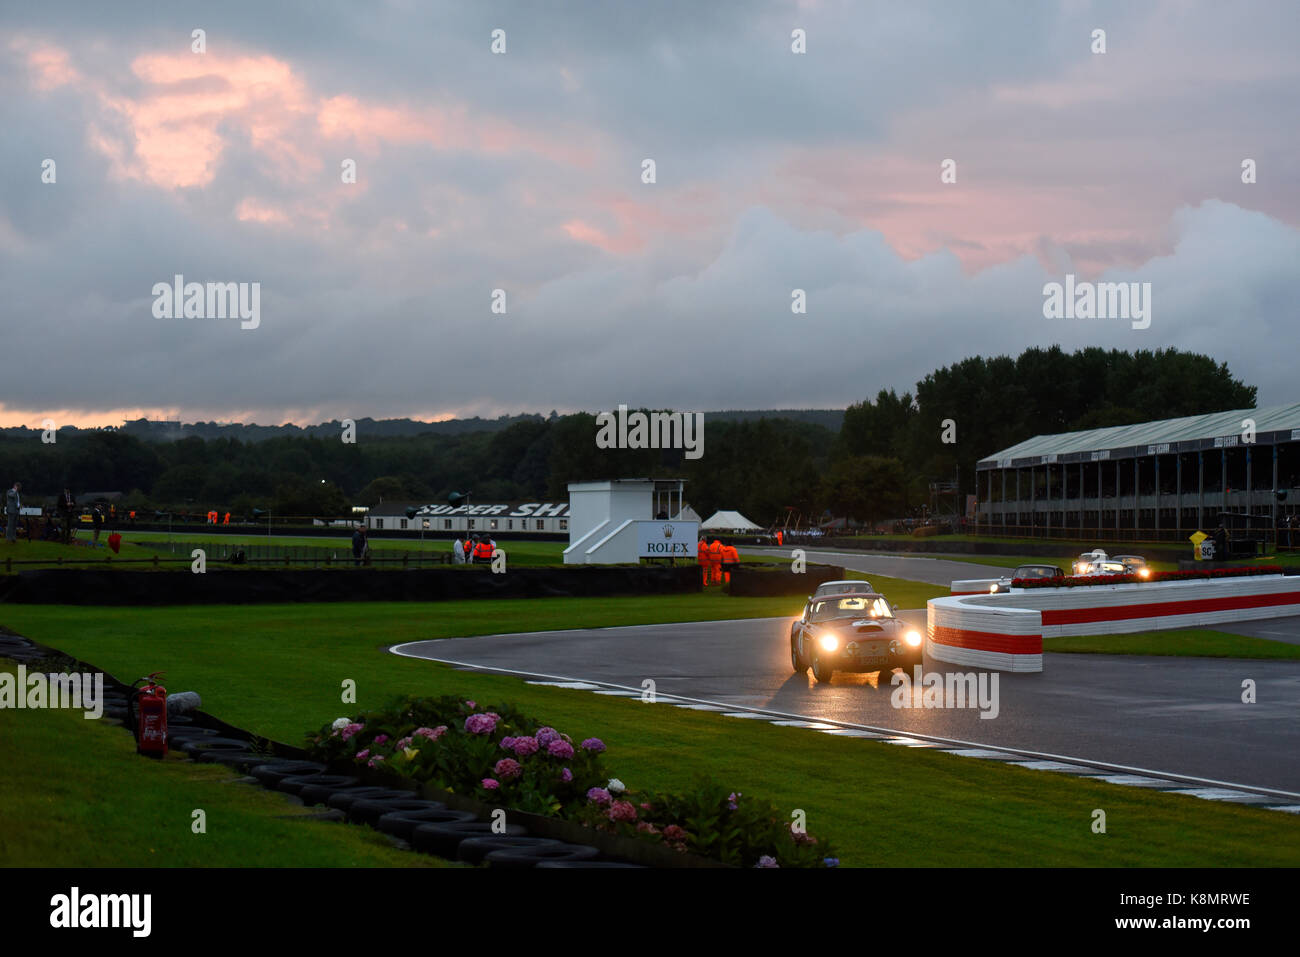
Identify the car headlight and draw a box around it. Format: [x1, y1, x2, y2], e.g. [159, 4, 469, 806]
[905, 629, 922, 647]
[989, 583, 999, 593]
[817, 632, 839, 652]
[1137, 567, 1151, 579]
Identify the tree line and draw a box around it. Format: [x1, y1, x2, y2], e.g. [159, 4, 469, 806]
[0, 347, 1256, 526]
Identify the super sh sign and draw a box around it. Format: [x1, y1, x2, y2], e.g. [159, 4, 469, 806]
[636, 521, 699, 558]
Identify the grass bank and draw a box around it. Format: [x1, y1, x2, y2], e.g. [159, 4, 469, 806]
[3, 595, 1296, 867]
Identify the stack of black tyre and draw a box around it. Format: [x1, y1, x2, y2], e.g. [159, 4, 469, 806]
[246, 761, 643, 868]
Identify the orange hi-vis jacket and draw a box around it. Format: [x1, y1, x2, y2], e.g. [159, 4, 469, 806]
[708, 540, 725, 582]
[473, 541, 493, 560]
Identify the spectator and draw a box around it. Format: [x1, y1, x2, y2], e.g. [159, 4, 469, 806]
[452, 536, 465, 564]
[4, 482, 20, 543]
[464, 535, 476, 564]
[351, 525, 366, 566]
[58, 487, 76, 544]
[92, 504, 104, 543]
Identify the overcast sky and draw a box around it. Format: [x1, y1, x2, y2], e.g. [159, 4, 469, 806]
[2, 0, 1297, 427]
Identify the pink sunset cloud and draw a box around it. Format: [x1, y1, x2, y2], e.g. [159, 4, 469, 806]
[17, 39, 597, 196]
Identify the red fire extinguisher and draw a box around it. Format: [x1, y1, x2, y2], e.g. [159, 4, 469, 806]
[129, 672, 168, 759]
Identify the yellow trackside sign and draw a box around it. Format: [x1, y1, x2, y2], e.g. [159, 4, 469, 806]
[1189, 530, 1208, 560]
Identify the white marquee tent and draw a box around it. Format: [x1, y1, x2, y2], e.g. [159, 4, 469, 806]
[700, 510, 762, 532]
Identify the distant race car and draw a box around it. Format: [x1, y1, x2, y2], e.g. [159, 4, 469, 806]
[790, 579, 876, 647]
[1071, 549, 1150, 578]
[1112, 555, 1152, 578]
[791, 593, 923, 684]
[989, 563, 1064, 593]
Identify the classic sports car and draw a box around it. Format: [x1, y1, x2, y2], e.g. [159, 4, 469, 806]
[1112, 554, 1151, 578]
[1071, 549, 1150, 578]
[791, 593, 923, 684]
[789, 579, 875, 646]
[989, 563, 1064, 593]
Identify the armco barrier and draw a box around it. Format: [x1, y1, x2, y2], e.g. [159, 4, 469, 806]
[0, 565, 701, 605]
[928, 573, 1300, 672]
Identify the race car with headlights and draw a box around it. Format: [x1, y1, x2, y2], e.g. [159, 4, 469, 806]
[1071, 549, 1150, 578]
[989, 563, 1064, 593]
[789, 579, 876, 646]
[791, 593, 923, 684]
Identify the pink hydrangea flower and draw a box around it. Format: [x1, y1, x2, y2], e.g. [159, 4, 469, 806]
[535, 727, 560, 747]
[636, 822, 660, 835]
[581, 737, 605, 753]
[412, 725, 447, 741]
[500, 736, 516, 751]
[662, 825, 687, 843]
[396, 736, 413, 750]
[465, 700, 477, 710]
[355, 748, 370, 761]
[340, 722, 364, 742]
[464, 713, 500, 735]
[373, 734, 389, 746]
[586, 787, 612, 806]
[367, 756, 384, 768]
[494, 758, 522, 781]
[608, 800, 637, 823]
[511, 736, 539, 757]
[547, 739, 575, 760]
[481, 778, 499, 790]
[560, 768, 573, 783]
[755, 856, 779, 868]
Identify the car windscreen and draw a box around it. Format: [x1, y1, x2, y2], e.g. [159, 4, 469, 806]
[811, 596, 892, 621]
[815, 582, 865, 597]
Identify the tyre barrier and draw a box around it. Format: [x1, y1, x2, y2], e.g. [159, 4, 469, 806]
[324, 787, 412, 813]
[249, 761, 328, 787]
[296, 779, 366, 807]
[485, 843, 601, 869]
[410, 820, 529, 858]
[168, 726, 226, 746]
[374, 807, 471, 841]
[197, 750, 275, 772]
[275, 773, 359, 797]
[457, 836, 561, 866]
[179, 737, 252, 757]
[347, 797, 444, 828]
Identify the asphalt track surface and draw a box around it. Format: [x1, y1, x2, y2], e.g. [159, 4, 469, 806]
[395, 616, 1300, 796]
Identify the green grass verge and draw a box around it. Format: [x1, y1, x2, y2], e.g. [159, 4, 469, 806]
[3, 596, 1297, 867]
[1046, 629, 1300, 659]
[0, 664, 449, 867]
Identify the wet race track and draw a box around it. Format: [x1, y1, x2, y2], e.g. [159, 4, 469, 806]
[395, 549, 1300, 801]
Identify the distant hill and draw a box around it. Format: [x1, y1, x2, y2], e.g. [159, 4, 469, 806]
[0, 409, 844, 442]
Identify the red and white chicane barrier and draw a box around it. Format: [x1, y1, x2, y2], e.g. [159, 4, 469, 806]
[929, 574, 1300, 672]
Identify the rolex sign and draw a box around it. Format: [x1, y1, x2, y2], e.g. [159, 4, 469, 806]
[636, 521, 699, 558]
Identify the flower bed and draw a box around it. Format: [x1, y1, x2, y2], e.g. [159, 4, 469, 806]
[309, 695, 838, 868]
[1012, 565, 1284, 589]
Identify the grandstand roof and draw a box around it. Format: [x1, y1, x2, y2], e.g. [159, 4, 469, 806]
[977, 402, 1300, 469]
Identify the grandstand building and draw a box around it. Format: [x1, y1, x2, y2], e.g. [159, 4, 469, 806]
[366, 501, 570, 535]
[975, 403, 1300, 542]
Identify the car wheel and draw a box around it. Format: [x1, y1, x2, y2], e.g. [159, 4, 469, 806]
[791, 637, 807, 674]
[811, 654, 834, 684]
